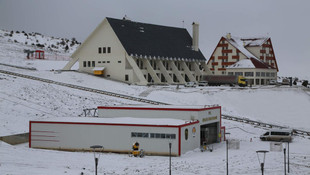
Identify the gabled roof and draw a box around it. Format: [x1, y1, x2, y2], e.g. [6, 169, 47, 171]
[107, 17, 206, 61]
[223, 35, 275, 69]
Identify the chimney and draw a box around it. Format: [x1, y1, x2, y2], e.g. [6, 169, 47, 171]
[192, 22, 199, 51]
[226, 33, 231, 39]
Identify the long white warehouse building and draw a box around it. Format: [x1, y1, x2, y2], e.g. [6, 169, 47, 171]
[29, 105, 223, 156]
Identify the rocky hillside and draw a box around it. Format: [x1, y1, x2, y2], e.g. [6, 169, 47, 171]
[0, 29, 80, 54]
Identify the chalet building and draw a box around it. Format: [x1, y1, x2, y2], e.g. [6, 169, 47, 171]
[207, 33, 278, 85]
[64, 17, 209, 85]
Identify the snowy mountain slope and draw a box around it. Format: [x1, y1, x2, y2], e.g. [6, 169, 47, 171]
[0, 72, 142, 136]
[0, 29, 80, 54]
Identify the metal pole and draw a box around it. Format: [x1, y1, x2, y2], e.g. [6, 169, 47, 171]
[226, 139, 228, 175]
[284, 148, 286, 175]
[261, 163, 264, 175]
[288, 142, 290, 173]
[95, 157, 98, 175]
[169, 143, 172, 175]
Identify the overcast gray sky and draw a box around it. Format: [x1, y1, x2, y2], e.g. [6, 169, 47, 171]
[0, 0, 309, 78]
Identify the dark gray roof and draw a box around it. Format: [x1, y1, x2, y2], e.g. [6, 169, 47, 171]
[107, 17, 206, 61]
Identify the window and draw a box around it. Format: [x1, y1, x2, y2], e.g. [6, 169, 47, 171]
[107, 61, 110, 63]
[92, 61, 95, 67]
[83, 61, 86, 67]
[245, 72, 254, 77]
[98, 47, 101, 54]
[271, 73, 275, 77]
[125, 74, 129, 81]
[256, 72, 261, 77]
[98, 61, 101, 63]
[228, 72, 233, 75]
[235, 72, 243, 76]
[107, 47, 111, 53]
[107, 75, 110, 77]
[118, 61, 121, 63]
[266, 72, 270, 77]
[131, 132, 149, 138]
[149, 133, 176, 139]
[261, 72, 266, 77]
[88, 61, 91, 67]
[102, 61, 106, 63]
[103, 47, 106, 53]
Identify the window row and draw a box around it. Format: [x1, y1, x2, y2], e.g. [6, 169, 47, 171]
[83, 61, 96, 67]
[98, 47, 111, 54]
[83, 60, 122, 67]
[228, 72, 276, 77]
[131, 132, 176, 139]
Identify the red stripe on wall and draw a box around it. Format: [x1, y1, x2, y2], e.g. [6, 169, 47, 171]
[98, 106, 220, 111]
[29, 122, 31, 148]
[30, 120, 199, 128]
[178, 127, 181, 156]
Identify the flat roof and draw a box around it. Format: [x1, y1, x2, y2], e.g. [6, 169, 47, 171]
[30, 117, 199, 127]
[98, 105, 220, 111]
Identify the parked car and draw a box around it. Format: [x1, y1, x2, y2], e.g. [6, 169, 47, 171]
[260, 129, 293, 142]
[198, 81, 208, 86]
[184, 82, 196, 87]
[281, 79, 290, 85]
[269, 80, 278, 85]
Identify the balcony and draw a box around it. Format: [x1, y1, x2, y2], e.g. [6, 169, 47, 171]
[212, 62, 218, 66]
[222, 49, 232, 53]
[222, 62, 235, 66]
[218, 68, 226, 71]
[218, 56, 228, 60]
[232, 55, 240, 59]
[260, 50, 266, 53]
[218, 43, 228, 47]
[262, 44, 270, 47]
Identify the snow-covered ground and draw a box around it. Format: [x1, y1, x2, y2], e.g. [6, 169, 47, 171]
[1, 32, 310, 174]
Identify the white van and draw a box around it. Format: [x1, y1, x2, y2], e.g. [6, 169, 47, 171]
[260, 129, 292, 142]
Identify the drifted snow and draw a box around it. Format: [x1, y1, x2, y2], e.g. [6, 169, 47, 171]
[227, 59, 255, 68]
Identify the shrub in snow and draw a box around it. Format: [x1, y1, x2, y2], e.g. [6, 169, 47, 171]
[302, 80, 308, 87]
[16, 31, 20, 34]
[36, 44, 44, 48]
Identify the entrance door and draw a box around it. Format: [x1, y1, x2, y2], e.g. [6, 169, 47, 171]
[200, 122, 219, 145]
[200, 127, 209, 146]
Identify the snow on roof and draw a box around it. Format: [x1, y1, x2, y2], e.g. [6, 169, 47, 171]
[227, 59, 255, 69]
[92, 67, 105, 71]
[224, 35, 258, 59]
[98, 104, 220, 110]
[31, 117, 197, 126]
[239, 36, 269, 47]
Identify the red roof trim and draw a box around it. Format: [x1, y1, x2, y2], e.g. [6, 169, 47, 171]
[207, 37, 225, 65]
[97, 106, 221, 111]
[267, 38, 279, 72]
[29, 120, 199, 128]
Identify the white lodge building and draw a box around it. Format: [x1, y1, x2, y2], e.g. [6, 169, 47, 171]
[64, 17, 209, 85]
[206, 33, 279, 85]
